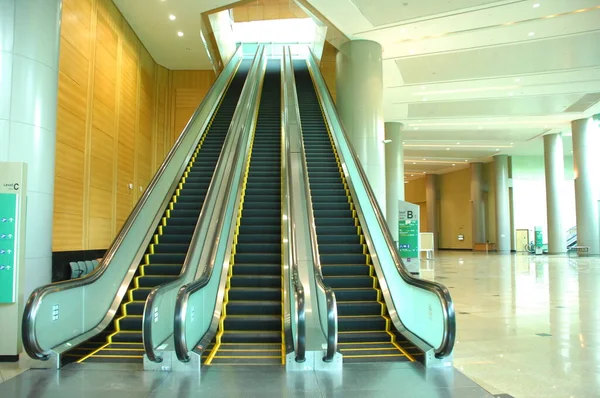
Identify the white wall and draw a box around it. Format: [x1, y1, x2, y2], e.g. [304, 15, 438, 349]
[512, 156, 576, 243]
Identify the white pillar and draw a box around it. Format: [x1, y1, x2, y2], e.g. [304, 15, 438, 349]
[571, 116, 600, 255]
[494, 155, 511, 251]
[543, 133, 566, 253]
[0, 0, 62, 297]
[384, 122, 403, 242]
[470, 163, 485, 246]
[425, 174, 439, 249]
[336, 40, 386, 212]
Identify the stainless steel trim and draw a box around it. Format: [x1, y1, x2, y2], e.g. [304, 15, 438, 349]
[143, 53, 248, 363]
[282, 47, 306, 363]
[305, 52, 456, 358]
[291, 55, 338, 362]
[174, 47, 267, 362]
[21, 47, 244, 361]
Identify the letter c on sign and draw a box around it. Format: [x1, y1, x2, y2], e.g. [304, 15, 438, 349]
[13, 183, 19, 191]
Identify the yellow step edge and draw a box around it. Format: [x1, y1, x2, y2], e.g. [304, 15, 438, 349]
[343, 354, 406, 358]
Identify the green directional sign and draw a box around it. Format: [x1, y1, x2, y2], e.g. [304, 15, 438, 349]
[0, 193, 18, 303]
[398, 201, 420, 260]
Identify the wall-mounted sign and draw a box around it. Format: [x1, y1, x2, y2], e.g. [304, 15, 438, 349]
[0, 194, 18, 303]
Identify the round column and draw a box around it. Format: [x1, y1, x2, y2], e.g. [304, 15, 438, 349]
[0, 0, 62, 297]
[470, 162, 485, 246]
[543, 133, 565, 253]
[336, 40, 386, 212]
[425, 174, 439, 249]
[384, 122, 404, 243]
[571, 116, 600, 255]
[494, 155, 511, 251]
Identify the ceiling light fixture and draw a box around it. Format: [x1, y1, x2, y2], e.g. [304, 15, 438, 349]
[383, 139, 392, 144]
[508, 92, 514, 96]
[169, 14, 176, 20]
[411, 174, 414, 177]
[528, 31, 535, 36]
[514, 78, 521, 82]
[533, 3, 540, 8]
[177, 31, 184, 37]
[478, 126, 483, 130]
[452, 164, 456, 166]
[446, 148, 450, 150]
[456, 142, 460, 144]
[465, 160, 468, 162]
[422, 158, 427, 160]
[496, 148, 500, 151]
[422, 97, 428, 101]
[414, 127, 419, 130]
[413, 162, 417, 165]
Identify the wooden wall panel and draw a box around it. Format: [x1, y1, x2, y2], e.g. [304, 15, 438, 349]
[320, 41, 337, 102]
[233, 0, 303, 22]
[53, 0, 215, 252]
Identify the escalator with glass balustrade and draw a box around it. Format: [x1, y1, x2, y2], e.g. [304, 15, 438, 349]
[62, 61, 251, 365]
[293, 59, 422, 363]
[202, 59, 285, 366]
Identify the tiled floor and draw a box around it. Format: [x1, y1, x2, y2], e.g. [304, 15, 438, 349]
[424, 250, 600, 398]
[1, 251, 598, 397]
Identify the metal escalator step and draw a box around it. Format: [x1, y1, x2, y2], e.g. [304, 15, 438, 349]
[339, 316, 387, 331]
[136, 275, 177, 287]
[235, 243, 280, 253]
[317, 235, 361, 245]
[320, 254, 366, 265]
[239, 225, 281, 235]
[171, 202, 201, 211]
[131, 288, 152, 301]
[158, 234, 192, 245]
[175, 195, 206, 203]
[220, 330, 282, 344]
[111, 331, 143, 343]
[342, 355, 409, 363]
[226, 300, 281, 315]
[229, 275, 281, 288]
[166, 217, 199, 226]
[323, 276, 374, 288]
[233, 253, 281, 265]
[118, 316, 142, 331]
[231, 263, 281, 276]
[148, 253, 186, 264]
[316, 226, 358, 236]
[142, 264, 183, 275]
[215, 349, 282, 357]
[123, 301, 145, 316]
[321, 265, 371, 277]
[228, 287, 281, 301]
[332, 289, 378, 301]
[338, 331, 392, 343]
[314, 217, 355, 227]
[318, 243, 363, 254]
[209, 357, 282, 365]
[161, 225, 195, 235]
[313, 209, 353, 219]
[151, 243, 191, 254]
[337, 301, 383, 316]
[312, 202, 351, 211]
[236, 234, 281, 244]
[223, 315, 281, 331]
[239, 217, 281, 227]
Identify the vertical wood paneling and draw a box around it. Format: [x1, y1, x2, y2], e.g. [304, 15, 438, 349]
[53, 0, 170, 251]
[171, 70, 216, 141]
[320, 41, 337, 102]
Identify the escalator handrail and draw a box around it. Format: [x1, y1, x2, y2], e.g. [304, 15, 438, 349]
[21, 47, 244, 361]
[281, 47, 306, 362]
[143, 53, 249, 363]
[173, 47, 267, 362]
[291, 55, 338, 361]
[306, 51, 456, 358]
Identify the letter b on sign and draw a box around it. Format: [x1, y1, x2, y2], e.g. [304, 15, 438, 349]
[407, 211, 413, 219]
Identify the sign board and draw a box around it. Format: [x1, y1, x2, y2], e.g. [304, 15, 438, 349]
[0, 193, 18, 302]
[0, 162, 27, 357]
[534, 226, 543, 255]
[398, 201, 420, 274]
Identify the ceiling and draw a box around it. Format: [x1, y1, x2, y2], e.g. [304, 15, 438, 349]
[114, 0, 600, 177]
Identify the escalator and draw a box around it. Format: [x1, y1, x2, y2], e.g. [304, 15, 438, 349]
[203, 59, 284, 366]
[294, 60, 421, 363]
[67, 63, 250, 364]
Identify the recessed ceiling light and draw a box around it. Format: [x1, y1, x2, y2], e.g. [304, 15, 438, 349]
[496, 148, 500, 151]
[452, 164, 456, 166]
[422, 158, 427, 160]
[413, 162, 416, 165]
[423, 172, 427, 174]
[510, 142, 514, 145]
[411, 174, 414, 177]
[421, 86, 426, 90]
[414, 127, 419, 130]
[528, 31, 535, 36]
[464, 160, 468, 162]
[169, 14, 176, 20]
[508, 92, 514, 96]
[478, 126, 483, 130]
[409, 50, 415, 54]
[422, 97, 428, 101]
[456, 142, 460, 144]
[514, 78, 521, 82]
[177, 31, 184, 37]
[533, 3, 540, 8]
[446, 148, 450, 150]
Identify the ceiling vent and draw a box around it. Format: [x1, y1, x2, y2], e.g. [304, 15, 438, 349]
[563, 93, 600, 113]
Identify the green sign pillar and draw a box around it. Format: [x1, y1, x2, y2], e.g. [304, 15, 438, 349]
[398, 201, 420, 274]
[534, 226, 543, 255]
[0, 194, 18, 303]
